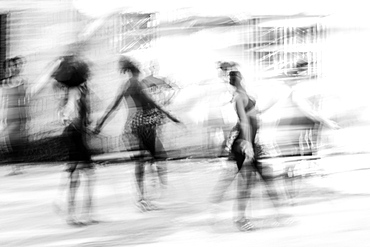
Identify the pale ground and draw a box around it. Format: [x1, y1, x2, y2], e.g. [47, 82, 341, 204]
[1, 155, 370, 247]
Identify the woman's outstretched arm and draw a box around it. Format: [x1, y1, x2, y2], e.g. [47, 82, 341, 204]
[94, 85, 126, 132]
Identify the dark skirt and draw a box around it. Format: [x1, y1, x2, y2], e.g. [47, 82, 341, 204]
[228, 116, 263, 171]
[124, 108, 165, 157]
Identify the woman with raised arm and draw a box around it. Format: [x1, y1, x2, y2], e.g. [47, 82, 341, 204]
[94, 56, 181, 211]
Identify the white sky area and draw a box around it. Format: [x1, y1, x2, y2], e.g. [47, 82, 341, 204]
[72, 0, 361, 18]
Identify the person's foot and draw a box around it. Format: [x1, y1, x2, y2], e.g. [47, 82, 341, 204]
[81, 218, 100, 225]
[80, 211, 100, 225]
[66, 217, 85, 227]
[6, 170, 22, 176]
[136, 199, 152, 212]
[234, 218, 255, 232]
[147, 200, 161, 210]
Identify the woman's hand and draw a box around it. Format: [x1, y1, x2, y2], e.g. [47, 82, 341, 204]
[93, 119, 104, 134]
[166, 113, 181, 124]
[236, 139, 254, 160]
[93, 125, 101, 135]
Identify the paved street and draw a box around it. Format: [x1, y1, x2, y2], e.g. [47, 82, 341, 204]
[1, 155, 370, 247]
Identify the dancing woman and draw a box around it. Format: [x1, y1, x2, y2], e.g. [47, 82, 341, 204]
[94, 57, 181, 211]
[210, 70, 281, 231]
[50, 13, 123, 225]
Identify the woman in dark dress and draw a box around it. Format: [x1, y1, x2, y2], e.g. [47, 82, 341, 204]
[52, 54, 96, 226]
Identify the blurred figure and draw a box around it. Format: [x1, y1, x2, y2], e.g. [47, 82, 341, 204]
[277, 60, 338, 155]
[140, 60, 179, 199]
[142, 60, 179, 107]
[51, 13, 120, 226]
[210, 70, 282, 231]
[52, 52, 96, 226]
[265, 59, 339, 203]
[1, 56, 27, 175]
[94, 56, 181, 211]
[0, 55, 71, 176]
[204, 61, 237, 157]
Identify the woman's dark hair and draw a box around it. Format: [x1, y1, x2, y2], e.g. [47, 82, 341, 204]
[229, 70, 242, 78]
[12, 56, 24, 65]
[229, 70, 242, 86]
[52, 55, 90, 87]
[119, 56, 140, 74]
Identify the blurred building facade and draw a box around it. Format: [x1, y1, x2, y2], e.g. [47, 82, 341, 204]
[1, 1, 369, 159]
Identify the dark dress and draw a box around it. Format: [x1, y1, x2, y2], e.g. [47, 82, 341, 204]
[52, 56, 92, 169]
[62, 85, 92, 173]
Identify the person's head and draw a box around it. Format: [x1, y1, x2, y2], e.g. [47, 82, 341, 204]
[218, 61, 238, 82]
[229, 70, 243, 87]
[9, 56, 24, 77]
[119, 56, 140, 76]
[219, 61, 232, 71]
[218, 61, 232, 79]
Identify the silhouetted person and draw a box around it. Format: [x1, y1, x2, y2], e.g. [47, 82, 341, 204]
[1, 56, 27, 175]
[52, 53, 96, 226]
[204, 61, 238, 157]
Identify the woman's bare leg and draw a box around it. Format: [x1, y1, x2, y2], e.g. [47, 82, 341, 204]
[82, 167, 97, 223]
[235, 161, 254, 221]
[67, 166, 80, 224]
